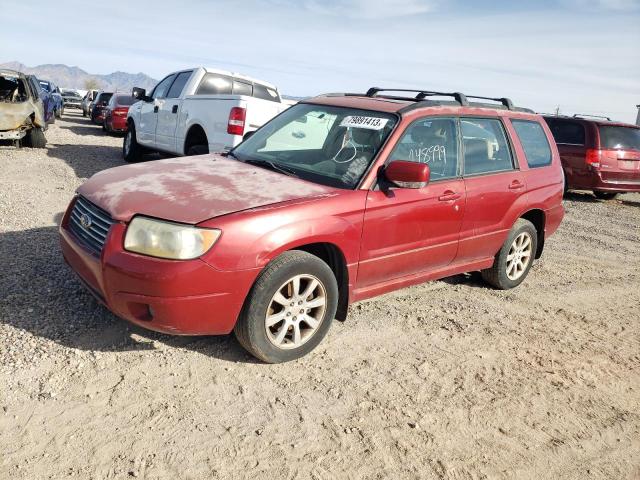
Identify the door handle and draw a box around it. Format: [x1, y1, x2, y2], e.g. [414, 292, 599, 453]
[438, 191, 461, 201]
[508, 180, 525, 190]
[172, 105, 178, 114]
[153, 105, 159, 113]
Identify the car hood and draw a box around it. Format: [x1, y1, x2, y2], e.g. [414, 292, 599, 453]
[78, 155, 339, 224]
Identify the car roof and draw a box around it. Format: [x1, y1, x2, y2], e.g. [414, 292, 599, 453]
[305, 92, 539, 119]
[543, 114, 639, 129]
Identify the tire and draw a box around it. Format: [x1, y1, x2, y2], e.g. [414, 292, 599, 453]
[186, 144, 209, 156]
[234, 251, 338, 363]
[23, 128, 47, 149]
[123, 124, 143, 162]
[593, 191, 618, 200]
[82, 109, 87, 117]
[562, 170, 569, 196]
[481, 218, 538, 290]
[102, 119, 107, 132]
[54, 108, 60, 119]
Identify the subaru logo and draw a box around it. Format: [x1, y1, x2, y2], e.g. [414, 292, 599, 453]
[80, 213, 92, 229]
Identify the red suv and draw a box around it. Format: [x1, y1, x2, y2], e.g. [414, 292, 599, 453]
[103, 94, 136, 134]
[543, 114, 640, 199]
[59, 88, 564, 363]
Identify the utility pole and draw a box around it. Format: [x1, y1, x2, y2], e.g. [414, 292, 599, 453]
[554, 106, 560, 116]
[636, 105, 640, 126]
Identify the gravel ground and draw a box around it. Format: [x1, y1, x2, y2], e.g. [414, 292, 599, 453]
[1, 112, 639, 480]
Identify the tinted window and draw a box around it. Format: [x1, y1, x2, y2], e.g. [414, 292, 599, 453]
[233, 80, 253, 96]
[461, 118, 514, 175]
[388, 117, 459, 181]
[196, 73, 232, 95]
[167, 71, 192, 99]
[97, 93, 113, 104]
[152, 74, 176, 99]
[512, 120, 552, 167]
[545, 118, 585, 145]
[253, 84, 280, 102]
[599, 126, 640, 151]
[115, 95, 135, 106]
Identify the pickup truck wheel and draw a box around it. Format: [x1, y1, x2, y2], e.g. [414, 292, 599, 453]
[123, 125, 143, 162]
[186, 144, 209, 156]
[234, 251, 338, 363]
[23, 128, 47, 149]
[593, 191, 617, 200]
[481, 218, 537, 290]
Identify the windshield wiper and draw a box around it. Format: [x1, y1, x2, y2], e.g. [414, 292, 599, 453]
[243, 158, 299, 178]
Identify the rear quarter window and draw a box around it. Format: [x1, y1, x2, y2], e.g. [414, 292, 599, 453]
[512, 120, 552, 168]
[253, 84, 281, 103]
[196, 73, 232, 95]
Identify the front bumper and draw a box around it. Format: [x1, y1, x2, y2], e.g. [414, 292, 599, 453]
[0, 129, 27, 140]
[59, 205, 260, 335]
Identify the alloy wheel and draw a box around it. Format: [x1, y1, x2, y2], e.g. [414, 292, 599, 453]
[506, 232, 532, 281]
[265, 274, 327, 350]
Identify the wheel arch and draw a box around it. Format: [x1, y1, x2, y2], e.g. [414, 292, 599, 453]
[520, 208, 545, 258]
[183, 123, 208, 154]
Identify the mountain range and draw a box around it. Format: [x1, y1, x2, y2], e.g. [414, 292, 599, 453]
[0, 61, 157, 92]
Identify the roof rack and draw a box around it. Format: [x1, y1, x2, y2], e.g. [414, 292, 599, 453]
[573, 113, 611, 121]
[364, 87, 516, 111]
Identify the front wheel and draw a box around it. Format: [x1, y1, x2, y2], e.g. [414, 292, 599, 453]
[594, 191, 618, 200]
[23, 128, 47, 148]
[234, 251, 338, 363]
[482, 218, 538, 290]
[123, 124, 143, 162]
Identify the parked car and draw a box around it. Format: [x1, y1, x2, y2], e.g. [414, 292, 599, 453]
[61, 89, 82, 110]
[81, 89, 98, 117]
[102, 94, 135, 134]
[60, 88, 564, 363]
[543, 114, 640, 199]
[39, 80, 64, 119]
[90, 91, 113, 124]
[123, 66, 287, 161]
[0, 69, 47, 147]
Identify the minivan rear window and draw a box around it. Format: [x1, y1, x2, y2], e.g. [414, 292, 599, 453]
[599, 126, 640, 151]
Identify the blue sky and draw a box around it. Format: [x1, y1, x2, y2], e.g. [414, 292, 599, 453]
[1, 0, 639, 122]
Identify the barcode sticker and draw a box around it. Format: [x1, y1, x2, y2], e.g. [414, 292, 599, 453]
[340, 116, 388, 130]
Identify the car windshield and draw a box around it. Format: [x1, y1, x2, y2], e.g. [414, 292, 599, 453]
[599, 126, 640, 151]
[231, 103, 397, 189]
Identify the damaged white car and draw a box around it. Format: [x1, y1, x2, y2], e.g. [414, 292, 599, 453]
[0, 69, 47, 148]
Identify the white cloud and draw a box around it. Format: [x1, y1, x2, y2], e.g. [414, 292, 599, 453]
[302, 0, 438, 19]
[562, 0, 640, 10]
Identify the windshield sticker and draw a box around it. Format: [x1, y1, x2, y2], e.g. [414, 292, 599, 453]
[340, 116, 388, 130]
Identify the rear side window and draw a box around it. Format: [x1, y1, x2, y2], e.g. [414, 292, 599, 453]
[196, 74, 232, 95]
[461, 118, 514, 175]
[233, 80, 253, 96]
[166, 71, 192, 99]
[545, 119, 585, 145]
[115, 95, 135, 106]
[512, 120, 552, 167]
[253, 84, 281, 103]
[599, 126, 640, 151]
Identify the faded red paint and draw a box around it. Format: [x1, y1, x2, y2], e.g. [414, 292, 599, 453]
[61, 94, 565, 336]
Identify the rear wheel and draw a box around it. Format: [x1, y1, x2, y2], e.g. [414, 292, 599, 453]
[234, 251, 338, 363]
[482, 219, 537, 290]
[562, 169, 569, 196]
[123, 124, 143, 162]
[23, 128, 47, 149]
[593, 191, 618, 200]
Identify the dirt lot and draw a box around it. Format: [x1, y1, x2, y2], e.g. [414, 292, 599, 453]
[1, 112, 639, 480]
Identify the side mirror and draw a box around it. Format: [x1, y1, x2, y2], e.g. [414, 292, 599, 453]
[384, 160, 430, 188]
[132, 87, 150, 102]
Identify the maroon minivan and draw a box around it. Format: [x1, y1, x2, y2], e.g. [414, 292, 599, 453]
[544, 114, 640, 199]
[60, 88, 564, 363]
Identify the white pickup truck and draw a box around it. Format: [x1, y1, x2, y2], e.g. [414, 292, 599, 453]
[123, 67, 288, 162]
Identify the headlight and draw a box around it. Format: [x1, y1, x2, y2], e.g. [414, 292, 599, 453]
[124, 216, 221, 260]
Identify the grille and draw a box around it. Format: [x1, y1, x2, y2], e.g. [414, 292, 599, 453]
[68, 196, 115, 255]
